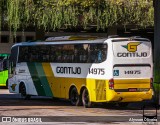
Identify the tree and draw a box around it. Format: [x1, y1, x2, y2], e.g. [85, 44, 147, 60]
[0, 0, 154, 33]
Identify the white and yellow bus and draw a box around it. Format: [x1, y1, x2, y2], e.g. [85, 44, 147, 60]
[8, 36, 153, 107]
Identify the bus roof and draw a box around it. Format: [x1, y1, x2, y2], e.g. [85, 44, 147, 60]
[45, 35, 102, 41]
[12, 36, 108, 47]
[11, 36, 151, 48]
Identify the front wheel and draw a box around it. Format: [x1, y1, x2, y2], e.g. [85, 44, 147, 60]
[5, 80, 8, 89]
[19, 83, 31, 100]
[82, 88, 93, 108]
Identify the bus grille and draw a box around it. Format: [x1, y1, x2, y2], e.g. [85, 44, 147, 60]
[96, 80, 106, 100]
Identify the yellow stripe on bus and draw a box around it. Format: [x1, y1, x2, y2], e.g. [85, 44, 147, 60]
[42, 63, 57, 97]
[42, 63, 87, 99]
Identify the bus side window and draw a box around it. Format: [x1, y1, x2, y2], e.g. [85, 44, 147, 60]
[50, 46, 57, 62]
[74, 44, 88, 63]
[9, 46, 18, 77]
[88, 44, 107, 63]
[101, 45, 107, 62]
[97, 44, 106, 63]
[74, 46, 79, 63]
[18, 46, 29, 62]
[97, 49, 102, 62]
[68, 50, 74, 63]
[54, 45, 62, 62]
[89, 45, 97, 63]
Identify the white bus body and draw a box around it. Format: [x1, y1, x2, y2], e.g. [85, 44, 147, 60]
[8, 36, 153, 107]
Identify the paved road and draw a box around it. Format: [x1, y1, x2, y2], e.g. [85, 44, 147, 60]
[0, 89, 159, 125]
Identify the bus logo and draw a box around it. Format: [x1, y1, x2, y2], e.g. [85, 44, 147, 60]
[122, 42, 141, 52]
[113, 70, 119, 76]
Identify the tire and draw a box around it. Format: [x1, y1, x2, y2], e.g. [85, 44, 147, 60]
[19, 83, 31, 100]
[82, 88, 93, 108]
[69, 87, 81, 106]
[5, 80, 8, 89]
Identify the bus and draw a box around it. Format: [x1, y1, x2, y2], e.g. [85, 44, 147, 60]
[8, 35, 153, 107]
[0, 53, 10, 88]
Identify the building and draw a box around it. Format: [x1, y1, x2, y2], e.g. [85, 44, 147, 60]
[0, 26, 154, 54]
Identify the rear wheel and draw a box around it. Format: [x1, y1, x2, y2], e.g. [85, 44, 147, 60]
[70, 87, 81, 106]
[19, 83, 30, 100]
[82, 88, 93, 108]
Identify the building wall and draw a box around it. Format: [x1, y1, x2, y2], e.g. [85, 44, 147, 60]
[0, 31, 36, 53]
[0, 28, 153, 54]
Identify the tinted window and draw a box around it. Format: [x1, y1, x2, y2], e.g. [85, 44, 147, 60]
[10, 46, 18, 66]
[18, 43, 107, 63]
[26, 36, 34, 41]
[9, 46, 18, 77]
[13, 36, 22, 43]
[1, 35, 9, 43]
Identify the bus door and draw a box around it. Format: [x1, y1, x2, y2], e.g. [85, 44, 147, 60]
[112, 40, 152, 92]
[3, 59, 9, 83]
[0, 59, 8, 86]
[0, 61, 4, 85]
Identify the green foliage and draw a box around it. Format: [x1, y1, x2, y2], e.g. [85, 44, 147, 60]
[0, 0, 154, 32]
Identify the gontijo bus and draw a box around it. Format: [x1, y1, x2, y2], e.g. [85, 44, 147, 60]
[8, 36, 153, 107]
[0, 53, 10, 87]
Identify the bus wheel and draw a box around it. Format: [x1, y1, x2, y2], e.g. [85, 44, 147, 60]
[82, 88, 93, 108]
[5, 80, 8, 89]
[19, 83, 30, 100]
[70, 87, 80, 106]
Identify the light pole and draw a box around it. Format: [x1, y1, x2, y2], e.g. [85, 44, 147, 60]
[154, 0, 160, 106]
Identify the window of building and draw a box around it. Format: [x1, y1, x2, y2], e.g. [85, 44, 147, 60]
[1, 35, 9, 43]
[13, 36, 22, 43]
[25, 36, 34, 41]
